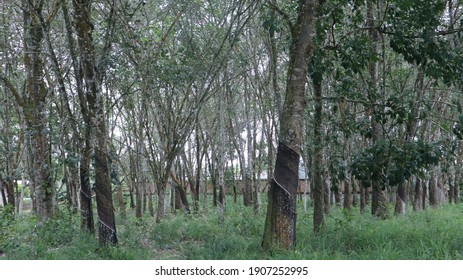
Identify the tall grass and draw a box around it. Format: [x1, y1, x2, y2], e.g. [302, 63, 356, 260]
[1, 199, 463, 259]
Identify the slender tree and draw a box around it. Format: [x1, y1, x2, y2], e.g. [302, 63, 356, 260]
[73, 0, 117, 245]
[262, 0, 324, 250]
[312, 69, 324, 232]
[366, 0, 388, 219]
[15, 0, 57, 218]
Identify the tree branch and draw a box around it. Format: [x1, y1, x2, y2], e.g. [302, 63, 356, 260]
[264, 0, 294, 33]
[0, 72, 25, 107]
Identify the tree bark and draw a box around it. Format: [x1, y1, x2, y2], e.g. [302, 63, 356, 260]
[65, 158, 79, 214]
[79, 138, 94, 232]
[218, 87, 226, 221]
[61, 0, 95, 232]
[170, 170, 191, 214]
[422, 179, 428, 210]
[0, 84, 17, 213]
[73, 0, 117, 245]
[22, 0, 55, 219]
[5, 179, 15, 211]
[194, 123, 205, 212]
[394, 181, 407, 215]
[181, 151, 199, 211]
[352, 180, 358, 208]
[116, 178, 126, 219]
[148, 184, 154, 217]
[268, 0, 282, 116]
[312, 77, 324, 232]
[262, 0, 322, 250]
[323, 177, 331, 214]
[360, 183, 366, 214]
[413, 177, 422, 211]
[156, 184, 167, 223]
[429, 171, 439, 207]
[334, 187, 341, 207]
[371, 184, 388, 219]
[343, 178, 352, 210]
[0, 181, 7, 207]
[367, 1, 388, 219]
[131, 152, 143, 218]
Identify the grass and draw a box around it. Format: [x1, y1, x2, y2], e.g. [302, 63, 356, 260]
[1, 199, 463, 260]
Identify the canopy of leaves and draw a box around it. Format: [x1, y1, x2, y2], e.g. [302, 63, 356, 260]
[386, 0, 463, 84]
[350, 140, 441, 187]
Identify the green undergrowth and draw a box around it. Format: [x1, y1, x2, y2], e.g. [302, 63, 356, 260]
[1, 201, 463, 260]
[295, 204, 463, 260]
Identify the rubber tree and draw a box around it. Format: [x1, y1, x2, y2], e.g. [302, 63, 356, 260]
[262, 0, 324, 250]
[60, 0, 94, 232]
[0, 0, 58, 219]
[73, 0, 118, 245]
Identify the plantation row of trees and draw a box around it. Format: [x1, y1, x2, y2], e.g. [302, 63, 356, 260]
[1, 0, 463, 250]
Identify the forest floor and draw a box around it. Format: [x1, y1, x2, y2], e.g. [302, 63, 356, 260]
[1, 199, 463, 260]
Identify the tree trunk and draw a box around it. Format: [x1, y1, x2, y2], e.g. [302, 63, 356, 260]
[365, 187, 371, 205]
[268, 0, 282, 116]
[323, 177, 330, 214]
[0, 180, 8, 208]
[169, 170, 191, 214]
[360, 183, 366, 214]
[202, 171, 208, 212]
[5, 179, 15, 211]
[194, 160, 202, 212]
[252, 102, 261, 213]
[429, 173, 439, 207]
[413, 177, 422, 211]
[66, 162, 79, 214]
[0, 93, 17, 212]
[366, 0, 388, 219]
[193, 123, 205, 213]
[132, 152, 143, 218]
[142, 181, 147, 216]
[448, 158, 459, 204]
[394, 181, 407, 215]
[18, 175, 27, 214]
[148, 184, 154, 217]
[422, 179, 427, 210]
[94, 144, 118, 245]
[205, 149, 218, 208]
[156, 184, 166, 223]
[455, 170, 460, 204]
[312, 76, 324, 231]
[334, 187, 341, 207]
[172, 187, 183, 213]
[449, 170, 455, 204]
[371, 183, 388, 219]
[262, 0, 322, 250]
[24, 139, 36, 213]
[218, 88, 226, 221]
[181, 151, 199, 211]
[79, 138, 94, 232]
[73, 0, 117, 245]
[352, 179, 358, 208]
[218, 163, 226, 220]
[116, 180, 126, 219]
[22, 0, 54, 219]
[129, 183, 135, 209]
[343, 178, 352, 210]
[62, 0, 94, 232]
